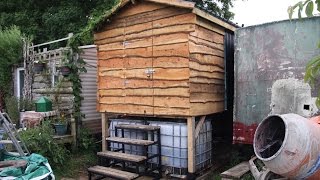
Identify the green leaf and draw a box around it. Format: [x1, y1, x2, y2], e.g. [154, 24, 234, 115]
[316, 0, 320, 11]
[288, 6, 294, 19]
[305, 1, 314, 17]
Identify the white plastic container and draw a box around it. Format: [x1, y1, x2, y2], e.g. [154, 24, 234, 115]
[109, 119, 213, 176]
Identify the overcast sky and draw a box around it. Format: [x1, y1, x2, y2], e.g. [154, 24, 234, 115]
[231, 0, 301, 26]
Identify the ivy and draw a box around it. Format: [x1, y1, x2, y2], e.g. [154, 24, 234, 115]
[61, 42, 86, 125]
[62, 0, 118, 123]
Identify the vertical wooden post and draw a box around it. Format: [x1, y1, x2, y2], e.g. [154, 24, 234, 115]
[187, 117, 196, 173]
[70, 115, 76, 149]
[101, 112, 109, 152]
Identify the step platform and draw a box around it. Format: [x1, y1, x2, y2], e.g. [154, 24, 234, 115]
[97, 151, 146, 163]
[88, 166, 139, 180]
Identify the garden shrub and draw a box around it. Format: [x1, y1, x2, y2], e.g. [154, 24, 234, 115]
[19, 121, 70, 168]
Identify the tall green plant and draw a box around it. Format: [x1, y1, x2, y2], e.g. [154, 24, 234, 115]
[4, 96, 20, 125]
[288, 0, 320, 106]
[0, 26, 24, 110]
[19, 121, 70, 167]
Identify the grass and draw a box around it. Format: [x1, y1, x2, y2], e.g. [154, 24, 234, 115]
[54, 150, 97, 179]
[205, 144, 255, 180]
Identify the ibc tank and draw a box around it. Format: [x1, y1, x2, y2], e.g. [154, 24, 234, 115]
[109, 119, 212, 176]
[254, 114, 320, 179]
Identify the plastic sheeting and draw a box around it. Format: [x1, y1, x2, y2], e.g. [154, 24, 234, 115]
[0, 150, 54, 180]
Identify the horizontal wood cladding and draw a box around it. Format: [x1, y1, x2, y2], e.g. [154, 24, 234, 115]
[94, 13, 196, 40]
[95, 11, 195, 42]
[190, 83, 224, 93]
[190, 101, 224, 116]
[99, 104, 154, 115]
[98, 33, 189, 51]
[95, 1, 229, 117]
[99, 77, 189, 89]
[99, 5, 192, 32]
[98, 42, 189, 59]
[99, 87, 189, 97]
[95, 24, 195, 45]
[190, 25, 224, 44]
[99, 68, 189, 80]
[100, 96, 189, 108]
[195, 16, 225, 35]
[188, 24, 226, 116]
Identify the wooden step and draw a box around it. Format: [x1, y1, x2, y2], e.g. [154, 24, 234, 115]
[116, 124, 160, 131]
[106, 137, 155, 146]
[88, 166, 139, 180]
[97, 151, 147, 163]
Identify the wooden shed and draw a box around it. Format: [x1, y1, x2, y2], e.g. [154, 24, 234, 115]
[93, 0, 237, 176]
[95, 0, 236, 117]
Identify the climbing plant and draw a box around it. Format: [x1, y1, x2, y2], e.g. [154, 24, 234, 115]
[288, 0, 320, 106]
[63, 44, 87, 121]
[0, 26, 24, 110]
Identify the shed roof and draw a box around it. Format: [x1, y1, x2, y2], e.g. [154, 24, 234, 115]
[97, 0, 238, 32]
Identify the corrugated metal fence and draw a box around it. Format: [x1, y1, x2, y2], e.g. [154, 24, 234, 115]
[79, 45, 101, 133]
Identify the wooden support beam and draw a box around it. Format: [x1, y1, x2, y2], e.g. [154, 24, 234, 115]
[101, 112, 109, 152]
[195, 115, 206, 139]
[187, 117, 196, 173]
[70, 115, 76, 148]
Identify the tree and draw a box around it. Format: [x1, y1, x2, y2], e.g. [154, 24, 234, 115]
[288, 0, 320, 106]
[191, 0, 235, 20]
[0, 0, 115, 44]
[0, 0, 234, 44]
[0, 26, 24, 110]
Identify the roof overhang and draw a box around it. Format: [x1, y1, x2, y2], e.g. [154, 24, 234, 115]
[99, 0, 237, 32]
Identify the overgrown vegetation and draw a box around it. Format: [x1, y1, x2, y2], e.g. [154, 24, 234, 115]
[19, 121, 97, 177]
[4, 97, 35, 126]
[288, 0, 320, 106]
[0, 0, 235, 45]
[19, 121, 70, 167]
[0, 26, 24, 110]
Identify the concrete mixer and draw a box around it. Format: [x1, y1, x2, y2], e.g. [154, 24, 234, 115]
[253, 113, 320, 179]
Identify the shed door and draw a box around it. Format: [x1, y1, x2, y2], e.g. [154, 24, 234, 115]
[123, 20, 154, 115]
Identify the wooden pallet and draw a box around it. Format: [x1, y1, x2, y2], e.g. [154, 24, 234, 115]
[97, 151, 147, 163]
[106, 137, 156, 146]
[88, 166, 139, 180]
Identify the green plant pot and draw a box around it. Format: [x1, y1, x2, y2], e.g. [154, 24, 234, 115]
[54, 123, 67, 136]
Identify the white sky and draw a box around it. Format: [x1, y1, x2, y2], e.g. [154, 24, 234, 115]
[231, 0, 301, 26]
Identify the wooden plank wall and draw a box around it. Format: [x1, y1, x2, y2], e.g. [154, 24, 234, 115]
[95, 2, 196, 116]
[32, 48, 74, 113]
[189, 17, 225, 116]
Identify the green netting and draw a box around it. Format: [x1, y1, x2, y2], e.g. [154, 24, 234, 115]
[0, 150, 54, 180]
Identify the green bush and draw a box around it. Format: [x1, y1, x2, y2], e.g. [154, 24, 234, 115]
[78, 128, 97, 151]
[5, 96, 36, 126]
[4, 96, 20, 125]
[19, 121, 69, 167]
